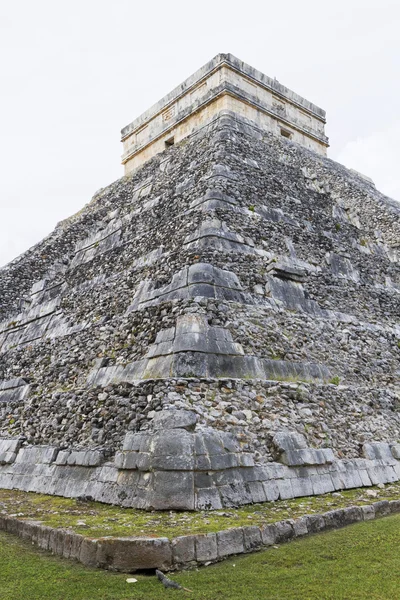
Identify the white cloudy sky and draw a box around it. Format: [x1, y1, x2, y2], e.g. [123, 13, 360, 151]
[0, 0, 399, 267]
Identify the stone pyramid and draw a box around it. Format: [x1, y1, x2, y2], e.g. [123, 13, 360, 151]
[0, 55, 399, 511]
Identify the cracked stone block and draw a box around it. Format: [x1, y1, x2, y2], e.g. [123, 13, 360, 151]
[311, 473, 335, 494]
[219, 482, 252, 507]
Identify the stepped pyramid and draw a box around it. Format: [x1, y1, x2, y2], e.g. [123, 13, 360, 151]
[0, 54, 399, 510]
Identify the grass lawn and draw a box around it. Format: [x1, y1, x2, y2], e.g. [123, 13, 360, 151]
[2, 513, 400, 600]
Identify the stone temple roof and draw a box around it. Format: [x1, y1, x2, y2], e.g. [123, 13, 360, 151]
[120, 54, 329, 173]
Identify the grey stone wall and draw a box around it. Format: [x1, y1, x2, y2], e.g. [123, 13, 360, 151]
[0, 110, 399, 509]
[1, 411, 400, 510]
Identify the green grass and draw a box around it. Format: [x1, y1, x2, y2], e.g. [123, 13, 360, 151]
[2, 514, 400, 599]
[1, 484, 400, 539]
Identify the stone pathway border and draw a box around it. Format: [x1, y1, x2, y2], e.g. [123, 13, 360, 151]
[0, 499, 399, 572]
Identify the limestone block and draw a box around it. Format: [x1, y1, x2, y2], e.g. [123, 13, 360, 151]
[260, 523, 278, 546]
[361, 505, 375, 521]
[363, 443, 396, 464]
[172, 535, 196, 566]
[115, 451, 139, 470]
[152, 409, 197, 431]
[217, 528, 245, 557]
[195, 533, 218, 562]
[276, 478, 294, 500]
[247, 481, 267, 503]
[290, 477, 313, 497]
[242, 526, 263, 551]
[372, 501, 390, 517]
[273, 431, 308, 453]
[274, 521, 295, 543]
[172, 352, 208, 378]
[389, 500, 400, 514]
[219, 482, 252, 507]
[209, 453, 239, 470]
[341, 506, 363, 525]
[323, 509, 346, 529]
[367, 464, 393, 485]
[239, 454, 255, 467]
[292, 516, 308, 537]
[122, 432, 148, 452]
[48, 528, 70, 556]
[213, 468, 244, 487]
[322, 448, 336, 463]
[36, 525, 53, 551]
[195, 454, 211, 471]
[262, 481, 280, 502]
[195, 488, 223, 510]
[151, 430, 194, 459]
[0, 378, 27, 390]
[390, 444, 400, 460]
[150, 471, 194, 510]
[96, 537, 172, 572]
[311, 473, 335, 495]
[218, 431, 240, 453]
[202, 430, 224, 455]
[151, 453, 195, 471]
[0, 438, 22, 465]
[305, 514, 326, 533]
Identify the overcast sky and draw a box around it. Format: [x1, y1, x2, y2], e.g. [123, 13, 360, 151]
[0, 0, 399, 267]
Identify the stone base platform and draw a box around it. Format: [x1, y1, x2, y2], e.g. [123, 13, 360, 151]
[1, 409, 400, 510]
[1, 499, 398, 572]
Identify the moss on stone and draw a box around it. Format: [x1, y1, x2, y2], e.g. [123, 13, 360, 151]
[1, 483, 400, 539]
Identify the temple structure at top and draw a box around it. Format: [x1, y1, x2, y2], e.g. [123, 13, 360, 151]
[121, 53, 329, 173]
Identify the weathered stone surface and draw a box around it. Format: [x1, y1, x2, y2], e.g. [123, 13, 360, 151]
[152, 409, 197, 431]
[172, 535, 196, 566]
[217, 528, 245, 557]
[195, 533, 218, 562]
[96, 537, 172, 572]
[0, 67, 399, 512]
[260, 524, 278, 546]
[242, 526, 263, 551]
